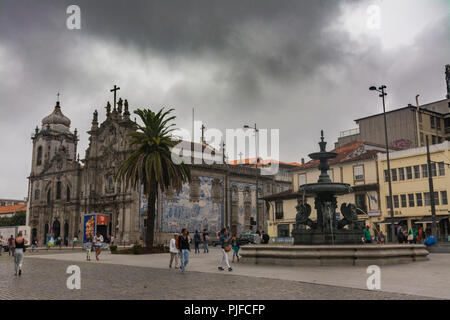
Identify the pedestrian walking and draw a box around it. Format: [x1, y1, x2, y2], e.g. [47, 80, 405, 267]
[179, 229, 190, 272]
[169, 233, 180, 269]
[31, 237, 38, 252]
[218, 228, 232, 272]
[94, 232, 104, 261]
[417, 226, 425, 243]
[8, 235, 15, 256]
[0, 235, 4, 255]
[202, 229, 209, 253]
[254, 231, 261, 244]
[364, 225, 372, 244]
[73, 236, 78, 249]
[231, 235, 240, 263]
[261, 231, 270, 244]
[13, 231, 28, 276]
[194, 230, 201, 254]
[110, 235, 115, 245]
[85, 236, 93, 261]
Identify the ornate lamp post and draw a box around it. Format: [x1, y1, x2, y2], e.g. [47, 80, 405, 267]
[244, 123, 260, 231]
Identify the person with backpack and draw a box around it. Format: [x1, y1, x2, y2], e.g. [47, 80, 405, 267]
[218, 228, 232, 272]
[169, 233, 180, 269]
[194, 230, 201, 254]
[202, 229, 209, 253]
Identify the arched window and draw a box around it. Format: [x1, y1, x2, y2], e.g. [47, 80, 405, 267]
[34, 189, 40, 200]
[47, 189, 51, 203]
[56, 181, 62, 200]
[36, 146, 43, 166]
[66, 186, 71, 202]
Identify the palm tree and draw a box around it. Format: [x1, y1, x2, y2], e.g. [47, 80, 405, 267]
[116, 108, 191, 248]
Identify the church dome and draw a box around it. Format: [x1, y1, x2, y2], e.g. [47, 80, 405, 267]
[42, 101, 71, 132]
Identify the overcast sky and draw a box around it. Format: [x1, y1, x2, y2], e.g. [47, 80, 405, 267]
[0, 0, 449, 199]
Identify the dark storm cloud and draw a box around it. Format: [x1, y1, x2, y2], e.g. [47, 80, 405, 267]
[0, 0, 449, 198]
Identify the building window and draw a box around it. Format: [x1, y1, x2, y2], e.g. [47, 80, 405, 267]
[408, 194, 414, 207]
[420, 133, 424, 145]
[431, 163, 437, 177]
[432, 135, 436, 145]
[438, 137, 443, 143]
[277, 224, 290, 238]
[386, 196, 392, 209]
[436, 118, 441, 130]
[400, 194, 407, 208]
[298, 174, 306, 187]
[424, 192, 430, 206]
[34, 189, 40, 200]
[353, 165, 364, 182]
[430, 116, 435, 129]
[406, 167, 412, 180]
[393, 195, 399, 208]
[391, 169, 397, 181]
[36, 146, 43, 166]
[421, 164, 428, 178]
[340, 167, 343, 183]
[66, 186, 71, 202]
[438, 162, 445, 176]
[433, 192, 440, 205]
[56, 181, 62, 200]
[416, 193, 423, 207]
[398, 168, 405, 181]
[384, 170, 389, 182]
[414, 165, 420, 179]
[441, 191, 448, 205]
[355, 194, 367, 214]
[47, 189, 51, 204]
[275, 201, 283, 220]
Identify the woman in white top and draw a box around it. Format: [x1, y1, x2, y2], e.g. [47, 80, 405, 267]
[169, 233, 180, 269]
[94, 232, 104, 261]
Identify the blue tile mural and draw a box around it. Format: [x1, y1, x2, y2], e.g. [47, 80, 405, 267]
[161, 176, 223, 234]
[139, 176, 266, 235]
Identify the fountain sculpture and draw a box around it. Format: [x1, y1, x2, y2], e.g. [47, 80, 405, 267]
[293, 131, 364, 245]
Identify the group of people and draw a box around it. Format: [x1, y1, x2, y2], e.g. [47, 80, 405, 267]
[84, 232, 106, 261]
[397, 225, 428, 244]
[363, 225, 386, 244]
[254, 230, 270, 244]
[169, 228, 244, 273]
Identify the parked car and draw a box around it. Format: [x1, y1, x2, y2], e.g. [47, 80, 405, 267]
[239, 233, 258, 245]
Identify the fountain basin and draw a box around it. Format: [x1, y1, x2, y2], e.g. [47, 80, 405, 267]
[298, 182, 352, 195]
[240, 244, 429, 266]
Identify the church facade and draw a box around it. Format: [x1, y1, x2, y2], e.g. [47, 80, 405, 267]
[27, 95, 292, 245]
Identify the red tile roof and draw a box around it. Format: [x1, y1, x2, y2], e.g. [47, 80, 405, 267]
[291, 141, 385, 171]
[0, 204, 27, 215]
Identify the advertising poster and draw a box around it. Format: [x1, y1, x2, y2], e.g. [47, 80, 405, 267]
[83, 214, 96, 243]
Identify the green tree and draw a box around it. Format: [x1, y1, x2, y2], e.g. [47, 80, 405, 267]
[116, 108, 191, 248]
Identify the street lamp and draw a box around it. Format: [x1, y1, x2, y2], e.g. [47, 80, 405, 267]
[243, 123, 260, 231]
[369, 85, 395, 243]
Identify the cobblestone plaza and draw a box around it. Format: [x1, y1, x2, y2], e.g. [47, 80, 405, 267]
[0, 248, 447, 300]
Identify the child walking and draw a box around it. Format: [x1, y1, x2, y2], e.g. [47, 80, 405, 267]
[85, 236, 92, 261]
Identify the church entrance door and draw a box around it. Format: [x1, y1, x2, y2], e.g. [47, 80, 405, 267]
[52, 220, 60, 238]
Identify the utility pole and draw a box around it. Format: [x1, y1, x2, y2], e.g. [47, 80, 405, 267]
[426, 136, 438, 240]
[370, 85, 395, 242]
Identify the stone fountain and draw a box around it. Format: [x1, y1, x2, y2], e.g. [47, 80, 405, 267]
[239, 131, 429, 266]
[293, 130, 364, 245]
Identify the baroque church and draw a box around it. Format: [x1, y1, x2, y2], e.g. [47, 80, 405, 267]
[27, 91, 292, 245]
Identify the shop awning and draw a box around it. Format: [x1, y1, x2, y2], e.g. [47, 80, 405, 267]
[376, 217, 407, 225]
[414, 215, 449, 224]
